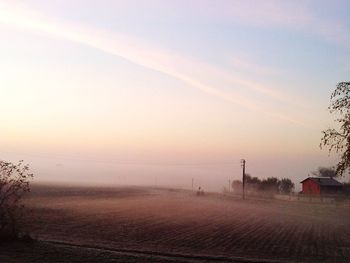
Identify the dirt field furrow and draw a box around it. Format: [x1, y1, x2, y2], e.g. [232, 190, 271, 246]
[19, 186, 350, 263]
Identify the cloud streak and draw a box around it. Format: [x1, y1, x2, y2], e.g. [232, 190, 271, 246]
[0, 2, 308, 126]
[212, 0, 350, 47]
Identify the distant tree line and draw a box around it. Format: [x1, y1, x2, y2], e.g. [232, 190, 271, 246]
[232, 175, 294, 195]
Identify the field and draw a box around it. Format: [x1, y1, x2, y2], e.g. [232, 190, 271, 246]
[4, 185, 350, 262]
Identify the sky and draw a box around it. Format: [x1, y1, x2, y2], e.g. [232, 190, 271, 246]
[1, 0, 350, 191]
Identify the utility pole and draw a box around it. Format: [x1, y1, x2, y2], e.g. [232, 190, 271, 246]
[191, 178, 194, 191]
[228, 179, 231, 192]
[241, 159, 246, 200]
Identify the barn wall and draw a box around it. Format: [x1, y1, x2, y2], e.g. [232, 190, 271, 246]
[302, 179, 320, 195]
[320, 185, 343, 195]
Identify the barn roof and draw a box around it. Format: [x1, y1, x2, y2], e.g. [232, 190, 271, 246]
[300, 177, 343, 186]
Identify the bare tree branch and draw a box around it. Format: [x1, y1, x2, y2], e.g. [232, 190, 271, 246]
[321, 82, 350, 176]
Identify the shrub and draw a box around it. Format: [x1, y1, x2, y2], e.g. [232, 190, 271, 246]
[0, 160, 33, 241]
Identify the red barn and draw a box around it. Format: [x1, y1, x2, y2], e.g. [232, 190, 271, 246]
[300, 177, 343, 196]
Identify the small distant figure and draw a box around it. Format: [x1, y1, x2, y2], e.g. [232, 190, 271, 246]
[197, 186, 204, 196]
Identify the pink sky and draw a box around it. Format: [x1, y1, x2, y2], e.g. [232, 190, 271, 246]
[0, 1, 349, 190]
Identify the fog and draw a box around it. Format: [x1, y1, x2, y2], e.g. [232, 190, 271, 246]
[21, 184, 350, 262]
[1, 149, 344, 192]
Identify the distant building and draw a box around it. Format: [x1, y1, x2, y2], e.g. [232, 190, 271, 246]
[300, 177, 343, 196]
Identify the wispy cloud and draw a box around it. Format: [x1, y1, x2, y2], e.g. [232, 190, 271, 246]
[229, 56, 282, 76]
[0, 2, 309, 126]
[204, 0, 350, 47]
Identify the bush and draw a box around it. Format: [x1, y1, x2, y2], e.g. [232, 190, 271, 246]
[279, 178, 295, 194]
[0, 160, 33, 241]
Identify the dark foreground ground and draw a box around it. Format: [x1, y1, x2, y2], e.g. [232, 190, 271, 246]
[0, 241, 249, 263]
[2, 185, 350, 263]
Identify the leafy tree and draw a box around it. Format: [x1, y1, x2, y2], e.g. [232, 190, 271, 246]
[311, 166, 337, 178]
[0, 160, 33, 240]
[232, 175, 296, 194]
[245, 174, 261, 190]
[279, 178, 294, 194]
[245, 174, 261, 185]
[231, 175, 261, 194]
[258, 177, 280, 192]
[321, 82, 350, 176]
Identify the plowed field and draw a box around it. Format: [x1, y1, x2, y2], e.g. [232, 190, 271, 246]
[22, 186, 350, 262]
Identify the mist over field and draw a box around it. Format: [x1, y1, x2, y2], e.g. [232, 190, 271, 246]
[1, 1, 350, 262]
[5, 185, 346, 263]
[2, 151, 343, 192]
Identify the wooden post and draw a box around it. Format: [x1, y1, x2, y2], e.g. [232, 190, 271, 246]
[241, 159, 246, 200]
